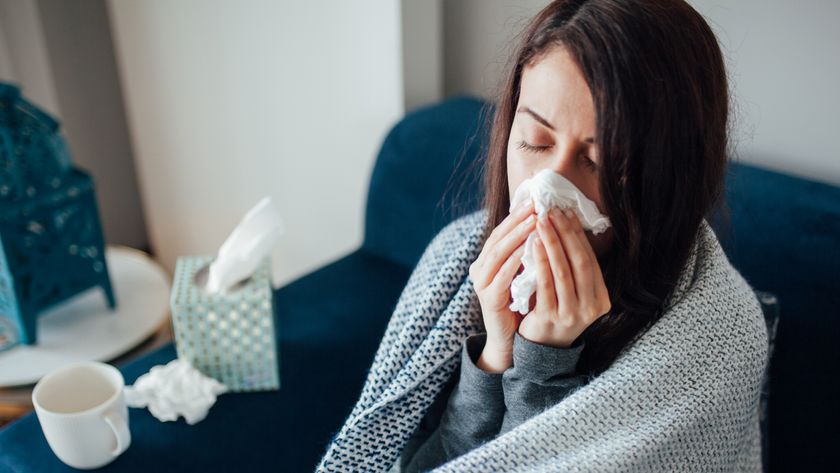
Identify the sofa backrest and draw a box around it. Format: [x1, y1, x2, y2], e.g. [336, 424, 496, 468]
[362, 96, 489, 269]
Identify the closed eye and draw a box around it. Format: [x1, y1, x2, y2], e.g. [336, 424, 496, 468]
[516, 140, 551, 153]
[515, 140, 599, 171]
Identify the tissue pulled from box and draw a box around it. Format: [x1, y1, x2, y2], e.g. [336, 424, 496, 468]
[508, 169, 611, 315]
[206, 196, 284, 294]
[124, 358, 227, 425]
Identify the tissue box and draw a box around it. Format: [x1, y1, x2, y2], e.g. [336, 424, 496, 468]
[170, 255, 280, 392]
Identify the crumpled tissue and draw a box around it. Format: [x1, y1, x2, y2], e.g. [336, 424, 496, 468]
[508, 169, 611, 315]
[124, 358, 227, 425]
[205, 196, 284, 294]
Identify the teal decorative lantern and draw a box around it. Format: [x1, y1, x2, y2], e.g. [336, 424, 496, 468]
[0, 83, 116, 346]
[170, 255, 280, 392]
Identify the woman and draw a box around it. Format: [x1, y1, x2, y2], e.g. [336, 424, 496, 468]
[317, 0, 769, 471]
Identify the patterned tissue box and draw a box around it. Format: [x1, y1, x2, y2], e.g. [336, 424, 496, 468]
[170, 255, 280, 392]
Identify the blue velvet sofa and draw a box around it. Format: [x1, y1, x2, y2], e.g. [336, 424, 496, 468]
[0, 96, 837, 472]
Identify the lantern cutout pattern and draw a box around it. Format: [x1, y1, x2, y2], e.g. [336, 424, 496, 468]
[0, 83, 116, 347]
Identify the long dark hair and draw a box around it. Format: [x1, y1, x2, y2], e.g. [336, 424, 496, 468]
[473, 0, 732, 376]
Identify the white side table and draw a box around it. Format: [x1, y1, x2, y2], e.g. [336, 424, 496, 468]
[0, 245, 171, 425]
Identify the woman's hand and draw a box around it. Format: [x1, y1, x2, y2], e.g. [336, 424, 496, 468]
[518, 207, 612, 348]
[469, 199, 536, 372]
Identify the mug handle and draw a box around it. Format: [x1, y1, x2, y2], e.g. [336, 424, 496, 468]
[103, 410, 131, 456]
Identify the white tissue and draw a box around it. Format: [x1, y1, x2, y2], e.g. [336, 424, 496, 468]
[508, 169, 611, 315]
[205, 196, 284, 294]
[124, 358, 228, 425]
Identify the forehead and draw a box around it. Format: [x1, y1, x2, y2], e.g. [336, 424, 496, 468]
[518, 46, 595, 132]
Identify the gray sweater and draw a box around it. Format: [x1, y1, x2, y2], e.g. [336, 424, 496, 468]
[395, 330, 587, 473]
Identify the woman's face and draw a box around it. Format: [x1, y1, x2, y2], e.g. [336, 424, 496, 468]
[507, 45, 613, 257]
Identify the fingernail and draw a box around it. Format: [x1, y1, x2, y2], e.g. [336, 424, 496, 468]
[563, 208, 574, 219]
[524, 215, 535, 225]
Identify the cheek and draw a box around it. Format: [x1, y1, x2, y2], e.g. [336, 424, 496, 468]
[505, 141, 518, 170]
[506, 149, 533, 201]
[505, 147, 517, 198]
[506, 164, 528, 203]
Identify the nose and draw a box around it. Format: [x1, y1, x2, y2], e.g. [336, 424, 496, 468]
[543, 138, 586, 183]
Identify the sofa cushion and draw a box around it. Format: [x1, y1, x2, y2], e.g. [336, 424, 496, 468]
[0, 248, 412, 472]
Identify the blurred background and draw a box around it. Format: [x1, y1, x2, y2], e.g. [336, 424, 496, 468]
[0, 1, 838, 470]
[1, 0, 836, 287]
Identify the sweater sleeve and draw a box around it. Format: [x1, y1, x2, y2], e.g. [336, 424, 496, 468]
[400, 332, 505, 473]
[498, 330, 587, 436]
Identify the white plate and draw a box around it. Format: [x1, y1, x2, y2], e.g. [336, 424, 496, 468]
[0, 246, 171, 387]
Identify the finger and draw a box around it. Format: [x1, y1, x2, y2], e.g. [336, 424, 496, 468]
[559, 208, 601, 274]
[577, 224, 611, 318]
[567, 211, 609, 304]
[473, 213, 536, 288]
[551, 208, 611, 320]
[561, 209, 609, 311]
[532, 235, 557, 313]
[582, 260, 610, 320]
[550, 208, 596, 307]
[536, 212, 575, 310]
[487, 243, 526, 301]
[473, 199, 533, 277]
[479, 200, 534, 265]
[565, 214, 610, 312]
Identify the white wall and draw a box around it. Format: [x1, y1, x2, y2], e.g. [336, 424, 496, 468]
[0, 0, 60, 115]
[401, 0, 443, 112]
[442, 0, 840, 186]
[107, 0, 404, 287]
[687, 0, 840, 185]
[0, 18, 12, 81]
[443, 0, 547, 100]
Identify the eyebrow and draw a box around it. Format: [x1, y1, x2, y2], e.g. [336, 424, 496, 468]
[516, 106, 595, 144]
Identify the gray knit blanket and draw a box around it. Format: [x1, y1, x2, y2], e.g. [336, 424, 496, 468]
[316, 209, 769, 472]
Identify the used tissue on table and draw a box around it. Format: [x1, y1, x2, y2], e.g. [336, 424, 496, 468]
[508, 169, 611, 315]
[170, 196, 283, 392]
[125, 358, 227, 425]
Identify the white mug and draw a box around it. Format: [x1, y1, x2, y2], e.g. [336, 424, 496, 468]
[32, 361, 131, 469]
